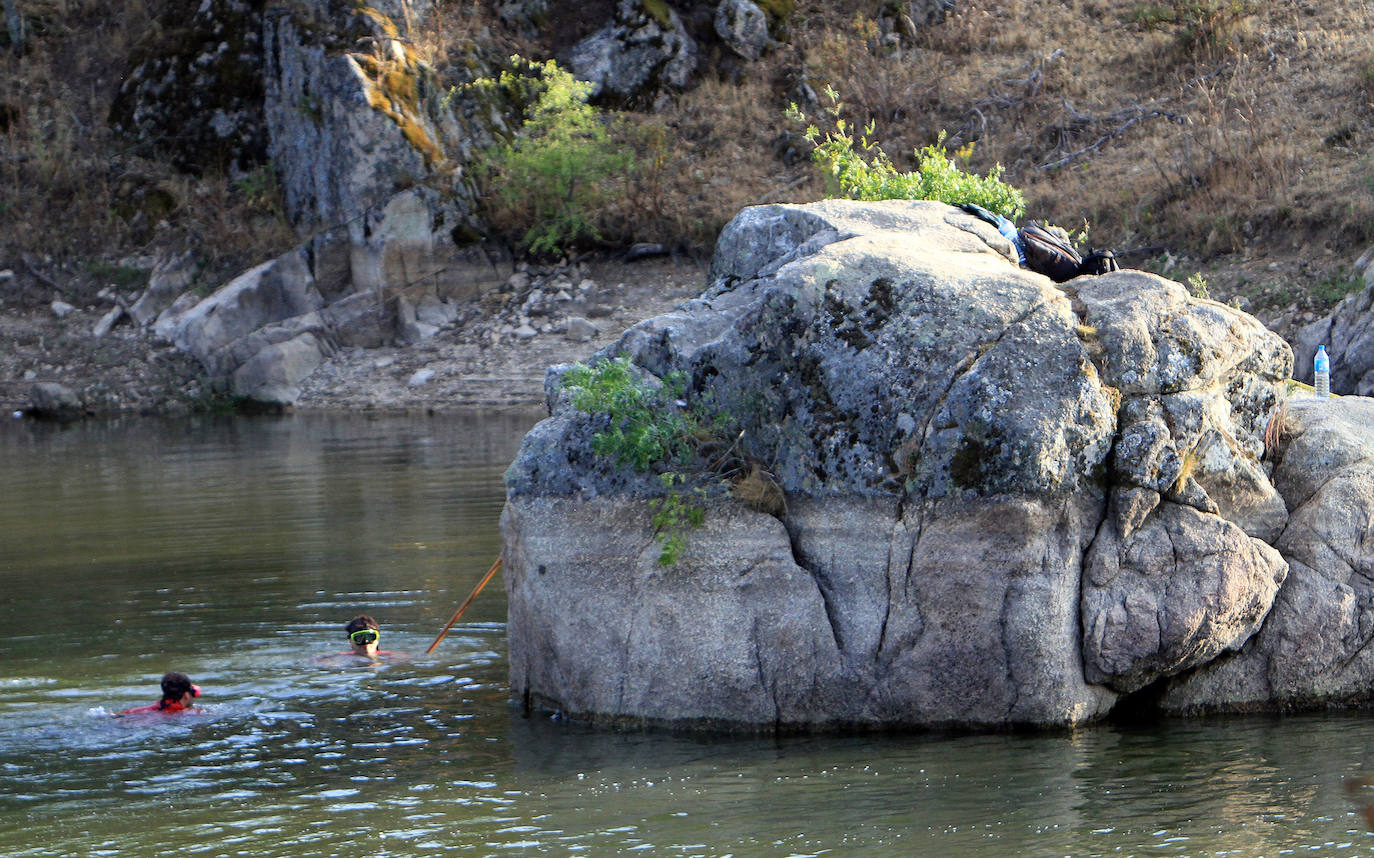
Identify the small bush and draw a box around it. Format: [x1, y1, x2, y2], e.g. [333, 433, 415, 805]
[563, 356, 694, 471]
[563, 356, 706, 565]
[1130, 0, 1253, 55]
[1186, 272, 1211, 299]
[787, 86, 1026, 220]
[466, 56, 633, 257]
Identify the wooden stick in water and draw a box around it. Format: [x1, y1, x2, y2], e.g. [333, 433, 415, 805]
[426, 556, 502, 654]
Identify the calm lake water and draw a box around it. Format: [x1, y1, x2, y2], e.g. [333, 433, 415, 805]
[4, 412, 1374, 857]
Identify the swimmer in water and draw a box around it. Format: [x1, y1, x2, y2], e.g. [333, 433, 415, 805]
[117, 671, 201, 716]
[343, 614, 392, 659]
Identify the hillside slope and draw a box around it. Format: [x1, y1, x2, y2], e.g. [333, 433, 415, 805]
[1, 0, 1371, 379]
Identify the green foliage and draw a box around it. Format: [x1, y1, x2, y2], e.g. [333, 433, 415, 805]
[1312, 271, 1362, 308]
[467, 56, 632, 257]
[1185, 272, 1211, 299]
[563, 356, 693, 470]
[563, 356, 710, 566]
[650, 474, 706, 566]
[786, 86, 1026, 221]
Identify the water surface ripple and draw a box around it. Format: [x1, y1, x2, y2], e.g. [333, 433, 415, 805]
[3, 413, 1373, 856]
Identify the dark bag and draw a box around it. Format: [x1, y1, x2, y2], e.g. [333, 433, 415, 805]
[1018, 222, 1082, 283]
[1077, 249, 1120, 276]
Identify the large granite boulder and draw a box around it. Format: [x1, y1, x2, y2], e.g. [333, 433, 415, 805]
[502, 199, 1293, 731]
[1159, 395, 1374, 713]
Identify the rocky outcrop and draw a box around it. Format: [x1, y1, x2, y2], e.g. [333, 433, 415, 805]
[262, 2, 488, 231]
[111, 0, 508, 370]
[502, 199, 1295, 732]
[109, 0, 270, 174]
[153, 247, 328, 404]
[567, 0, 698, 102]
[1158, 395, 1374, 713]
[715, 0, 771, 61]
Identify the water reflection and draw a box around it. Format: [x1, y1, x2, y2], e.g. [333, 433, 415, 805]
[3, 413, 1374, 856]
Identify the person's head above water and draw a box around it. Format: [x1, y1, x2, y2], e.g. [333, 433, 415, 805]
[345, 614, 380, 657]
[117, 670, 201, 716]
[160, 671, 200, 705]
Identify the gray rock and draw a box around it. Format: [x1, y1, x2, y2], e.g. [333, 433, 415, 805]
[321, 290, 389, 349]
[1159, 395, 1374, 713]
[155, 247, 322, 362]
[503, 199, 1292, 731]
[392, 295, 440, 344]
[567, 0, 698, 100]
[1070, 273, 1291, 540]
[564, 317, 598, 343]
[1082, 498, 1286, 694]
[231, 332, 330, 404]
[415, 294, 459, 328]
[153, 247, 335, 406]
[715, 0, 770, 61]
[91, 305, 124, 338]
[50, 300, 74, 319]
[262, 3, 481, 232]
[28, 382, 83, 420]
[129, 251, 197, 327]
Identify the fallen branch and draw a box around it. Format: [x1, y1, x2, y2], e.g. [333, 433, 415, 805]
[20, 253, 65, 296]
[1037, 106, 1184, 171]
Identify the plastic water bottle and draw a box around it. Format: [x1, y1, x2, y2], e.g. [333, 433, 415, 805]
[1314, 345, 1330, 398]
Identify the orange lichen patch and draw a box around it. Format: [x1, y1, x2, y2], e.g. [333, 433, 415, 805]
[348, 12, 447, 169]
[357, 5, 401, 39]
[355, 69, 446, 167]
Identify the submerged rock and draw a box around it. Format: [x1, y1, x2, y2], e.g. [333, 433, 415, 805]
[502, 199, 1295, 732]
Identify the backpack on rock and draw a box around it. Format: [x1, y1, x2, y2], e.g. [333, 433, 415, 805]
[1077, 249, 1120, 276]
[1018, 222, 1082, 283]
[958, 205, 1122, 282]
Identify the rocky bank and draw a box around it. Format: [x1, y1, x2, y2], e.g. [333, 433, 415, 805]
[1, 254, 705, 418]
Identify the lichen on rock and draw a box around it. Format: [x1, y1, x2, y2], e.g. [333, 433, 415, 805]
[503, 198, 1297, 732]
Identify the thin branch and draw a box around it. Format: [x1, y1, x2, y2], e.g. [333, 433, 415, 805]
[1037, 108, 1184, 171]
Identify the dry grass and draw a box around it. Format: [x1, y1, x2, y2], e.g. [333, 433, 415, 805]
[0, 0, 294, 298]
[1263, 398, 1289, 461]
[788, 0, 1374, 305]
[5, 0, 1374, 312]
[731, 463, 787, 518]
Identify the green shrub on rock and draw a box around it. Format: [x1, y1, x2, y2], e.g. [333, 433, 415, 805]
[563, 356, 707, 566]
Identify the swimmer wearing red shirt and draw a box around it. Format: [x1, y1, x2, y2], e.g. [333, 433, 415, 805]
[118, 671, 202, 716]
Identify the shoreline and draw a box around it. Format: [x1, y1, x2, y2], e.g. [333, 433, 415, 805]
[3, 257, 708, 420]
